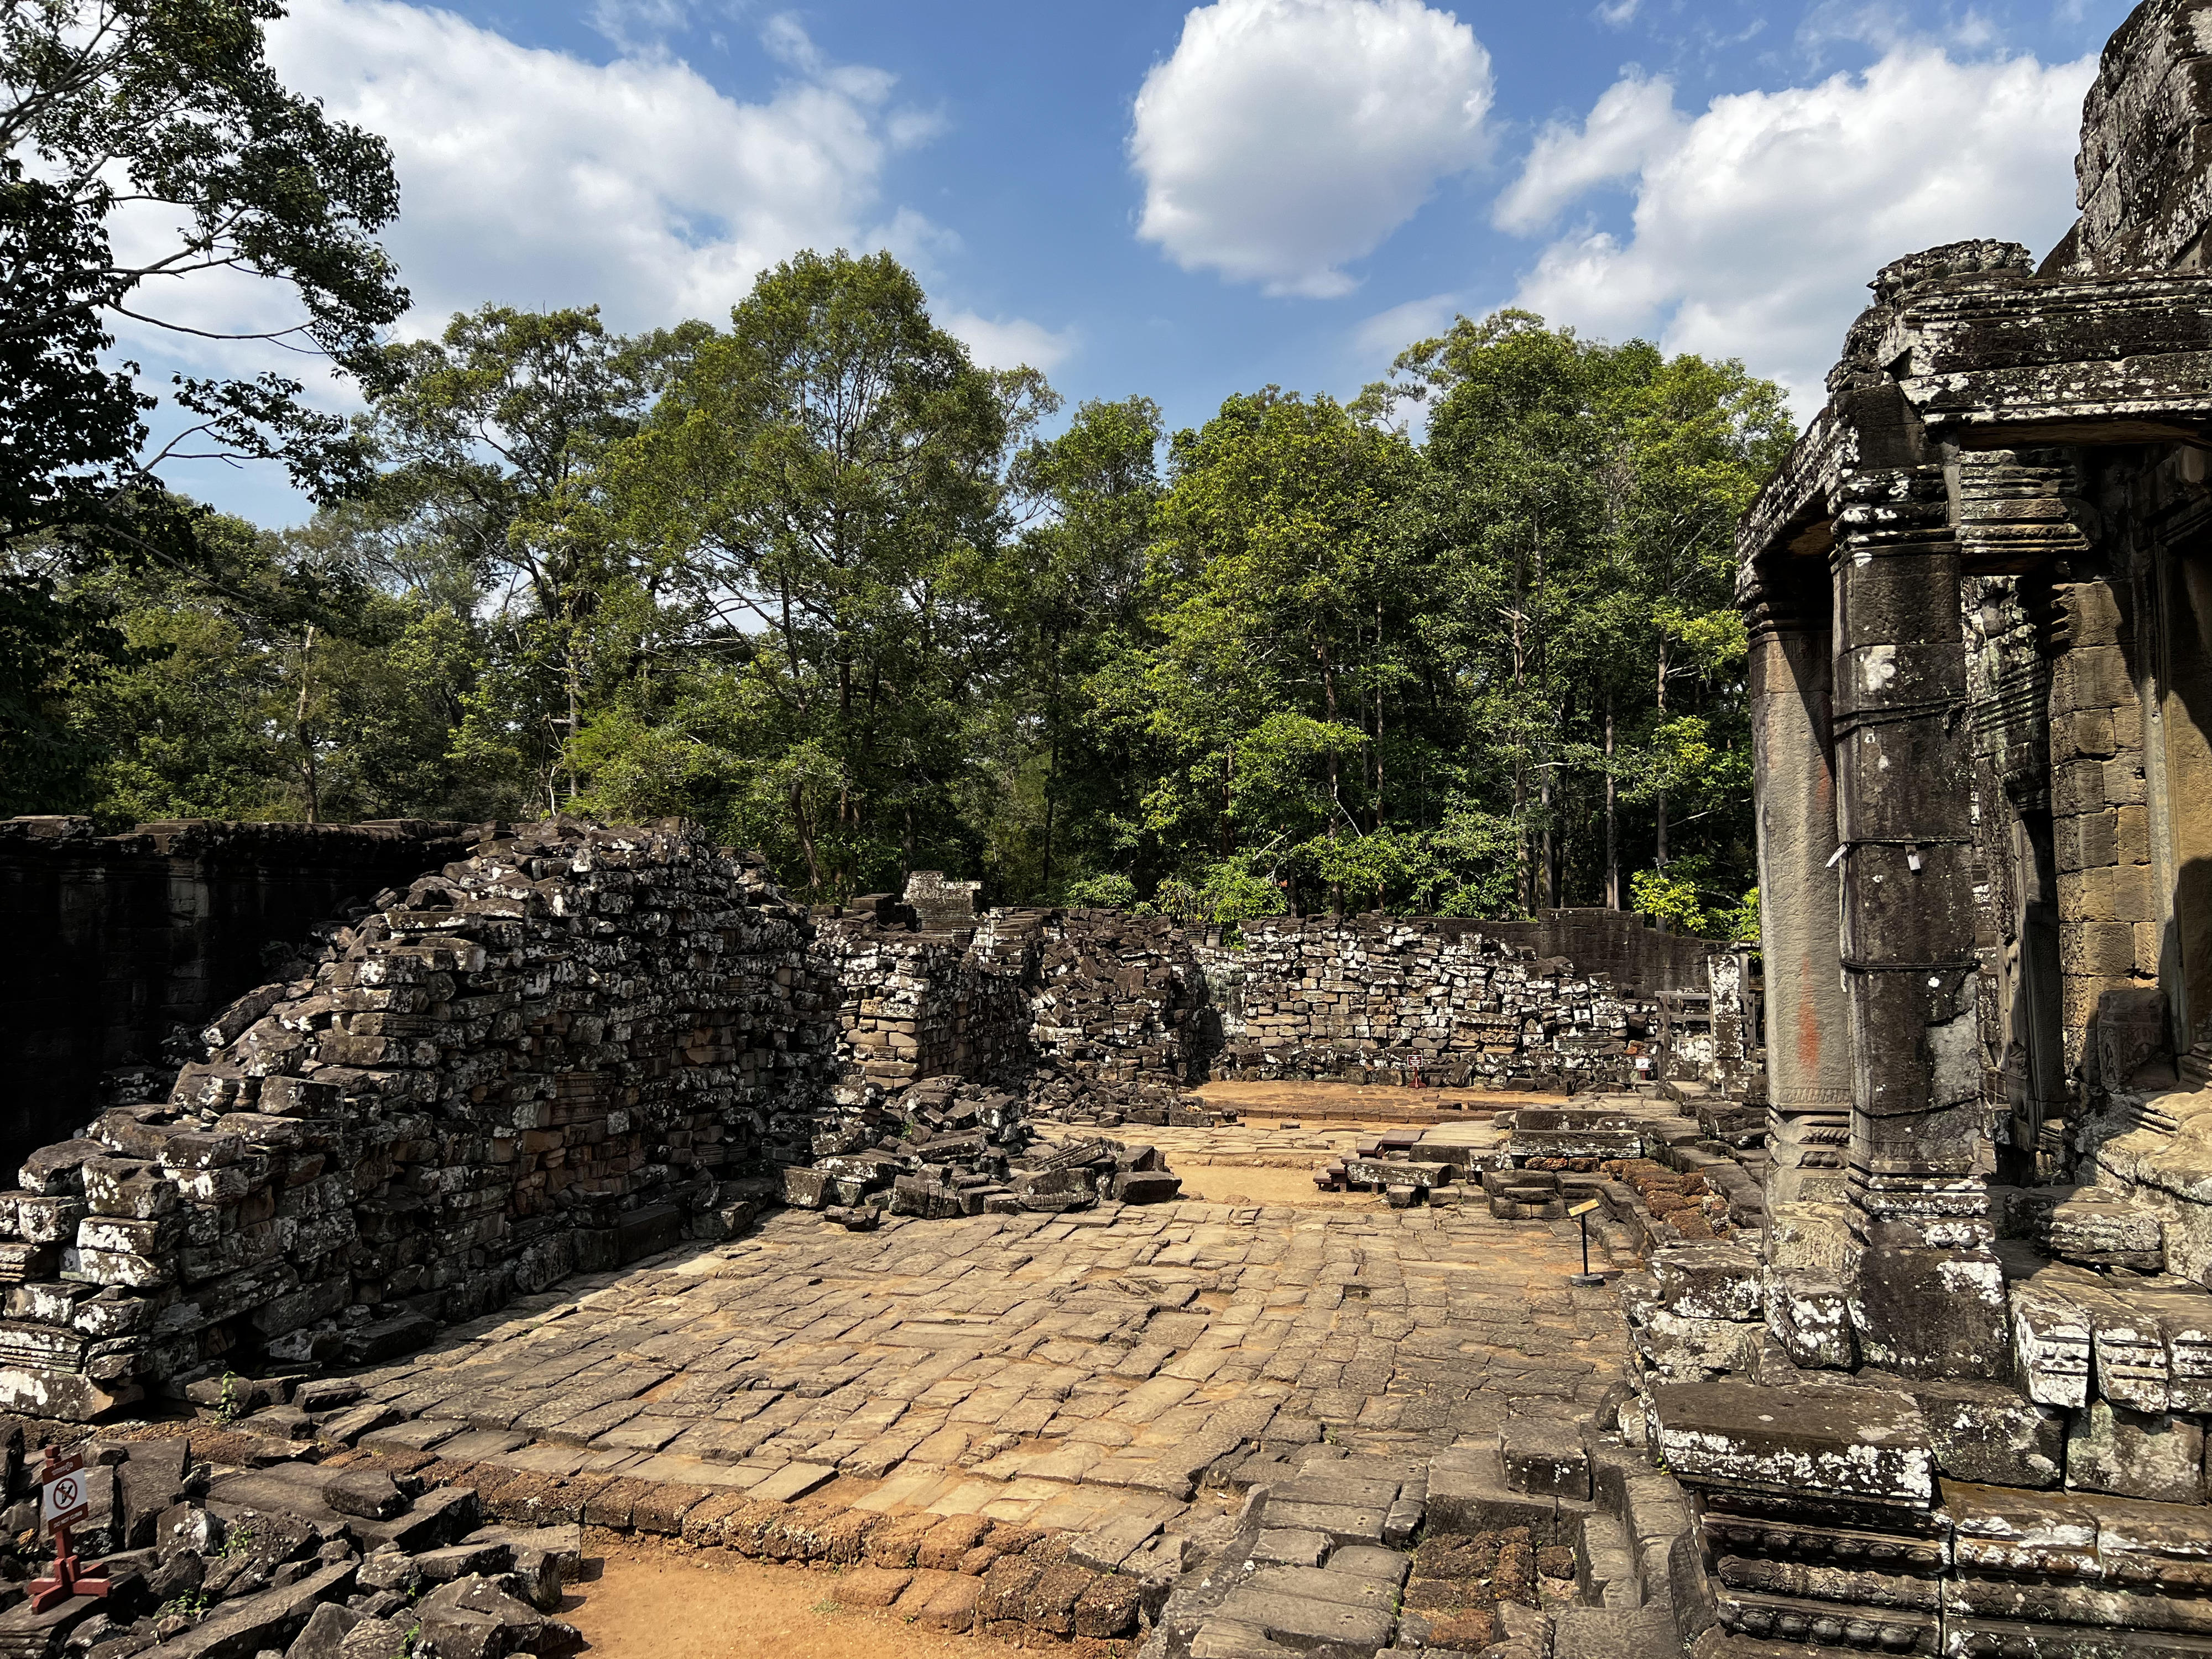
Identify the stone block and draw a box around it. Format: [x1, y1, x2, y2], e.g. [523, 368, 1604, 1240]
[1500, 1415, 1590, 1500]
[2011, 1269, 2094, 1408]
[1764, 1269, 1855, 1370]
[1651, 1243, 1764, 1321]
[1250, 1530, 1328, 1568]
[1851, 1241, 2012, 1382]
[1633, 1308, 1760, 1379]
[2018, 1183, 2166, 1271]
[2065, 1400, 2204, 1505]
[1648, 1380, 1934, 1505]
[1870, 1374, 2065, 1489]
[2062, 921, 2137, 975]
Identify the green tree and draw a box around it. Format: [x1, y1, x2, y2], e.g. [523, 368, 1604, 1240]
[2, 0, 407, 811]
[358, 305, 697, 812]
[993, 395, 1164, 900]
[1099, 389, 1415, 914]
[593, 250, 1049, 896]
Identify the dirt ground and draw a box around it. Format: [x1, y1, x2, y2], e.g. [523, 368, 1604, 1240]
[1188, 1079, 1566, 1117]
[565, 1539, 1018, 1659]
[1168, 1163, 1384, 1207]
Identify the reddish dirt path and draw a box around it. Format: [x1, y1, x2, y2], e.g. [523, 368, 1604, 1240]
[1188, 1079, 1568, 1119]
[566, 1541, 1018, 1659]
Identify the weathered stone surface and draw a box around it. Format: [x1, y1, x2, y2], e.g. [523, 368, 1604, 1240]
[1649, 1380, 1934, 1505]
[1862, 1373, 2067, 1489]
[2065, 1400, 2205, 1505]
[1651, 1243, 1764, 1322]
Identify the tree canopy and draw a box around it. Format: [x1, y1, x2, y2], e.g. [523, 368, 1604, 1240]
[0, 9, 1786, 937]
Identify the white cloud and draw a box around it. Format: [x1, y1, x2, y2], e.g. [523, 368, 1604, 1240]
[1130, 0, 1493, 298]
[262, 0, 903, 333]
[942, 311, 1078, 372]
[1353, 291, 1464, 359]
[112, 0, 1066, 520]
[1492, 72, 1683, 235]
[1499, 46, 2095, 410]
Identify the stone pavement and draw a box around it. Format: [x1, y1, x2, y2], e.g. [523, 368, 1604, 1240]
[331, 1176, 1634, 1557]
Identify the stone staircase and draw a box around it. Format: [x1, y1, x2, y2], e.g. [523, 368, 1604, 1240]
[1152, 1411, 1691, 1659]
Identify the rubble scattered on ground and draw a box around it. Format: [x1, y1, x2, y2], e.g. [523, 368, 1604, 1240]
[0, 1415, 583, 1659]
[779, 1078, 1182, 1228]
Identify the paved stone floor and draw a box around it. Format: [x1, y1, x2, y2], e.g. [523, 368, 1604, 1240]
[336, 1123, 1634, 1553]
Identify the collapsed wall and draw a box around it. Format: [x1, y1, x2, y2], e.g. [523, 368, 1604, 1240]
[1205, 914, 1698, 1091]
[0, 816, 482, 1181]
[0, 837, 1734, 1419]
[0, 820, 827, 1420]
[814, 892, 1213, 1123]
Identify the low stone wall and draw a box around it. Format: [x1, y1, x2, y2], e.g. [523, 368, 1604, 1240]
[812, 900, 1211, 1118]
[0, 820, 827, 1418]
[1205, 916, 1693, 1090]
[0, 816, 481, 1181]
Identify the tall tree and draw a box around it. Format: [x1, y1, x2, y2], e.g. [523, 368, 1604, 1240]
[997, 395, 1164, 900]
[2, 0, 406, 808]
[594, 251, 1048, 896]
[1101, 388, 1415, 917]
[358, 305, 690, 812]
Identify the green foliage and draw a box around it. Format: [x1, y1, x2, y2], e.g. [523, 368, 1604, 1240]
[1, 0, 406, 549]
[1629, 861, 1761, 941]
[1062, 873, 1138, 910]
[3, 184, 1782, 928]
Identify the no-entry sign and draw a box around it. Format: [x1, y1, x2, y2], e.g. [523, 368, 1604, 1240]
[40, 1466, 88, 1530]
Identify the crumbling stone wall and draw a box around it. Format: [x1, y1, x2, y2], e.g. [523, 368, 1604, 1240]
[812, 894, 1211, 1123]
[1027, 910, 1211, 1113]
[0, 816, 481, 1181]
[1206, 915, 1686, 1090]
[0, 820, 828, 1420]
[811, 897, 1040, 1112]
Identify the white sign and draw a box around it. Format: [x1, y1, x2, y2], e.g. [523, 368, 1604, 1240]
[41, 1470, 88, 1528]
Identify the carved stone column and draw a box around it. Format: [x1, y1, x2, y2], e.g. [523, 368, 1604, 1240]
[1830, 460, 2011, 1379]
[1745, 564, 1851, 1223]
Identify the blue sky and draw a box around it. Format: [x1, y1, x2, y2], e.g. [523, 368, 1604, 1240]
[144, 0, 2137, 525]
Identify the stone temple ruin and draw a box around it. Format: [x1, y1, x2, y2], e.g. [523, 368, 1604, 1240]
[0, 820, 1728, 1426]
[7, 9, 2212, 1658]
[1640, 2, 2212, 1652]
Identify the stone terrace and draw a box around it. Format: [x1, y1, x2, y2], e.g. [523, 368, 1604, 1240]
[324, 1186, 1629, 1551]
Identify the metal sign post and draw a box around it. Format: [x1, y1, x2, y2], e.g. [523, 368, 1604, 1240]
[29, 1446, 108, 1612]
[1567, 1198, 1606, 1288]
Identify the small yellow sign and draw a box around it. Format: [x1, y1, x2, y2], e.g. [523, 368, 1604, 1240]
[1567, 1199, 1601, 1218]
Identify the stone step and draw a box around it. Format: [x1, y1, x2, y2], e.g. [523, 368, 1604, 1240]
[1550, 1606, 1678, 1659]
[1574, 1512, 1635, 1606]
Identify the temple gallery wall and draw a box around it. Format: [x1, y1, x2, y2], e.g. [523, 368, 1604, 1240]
[0, 815, 1735, 1418]
[1610, 3, 2212, 1655]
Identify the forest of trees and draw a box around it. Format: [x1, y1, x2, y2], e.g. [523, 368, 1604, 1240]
[1, 3, 1792, 937]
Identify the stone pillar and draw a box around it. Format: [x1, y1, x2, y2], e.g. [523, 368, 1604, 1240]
[1745, 564, 1852, 1224]
[1829, 461, 2011, 1379]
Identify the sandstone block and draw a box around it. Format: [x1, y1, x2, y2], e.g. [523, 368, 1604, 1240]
[1648, 1380, 1934, 1505]
[2065, 1400, 2204, 1504]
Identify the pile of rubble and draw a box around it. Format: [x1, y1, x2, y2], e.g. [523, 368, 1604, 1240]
[1025, 1079, 1234, 1130]
[779, 1078, 1181, 1228]
[0, 1408, 581, 1659]
[1313, 1126, 1477, 1204]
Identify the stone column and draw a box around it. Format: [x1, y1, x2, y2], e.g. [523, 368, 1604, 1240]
[1745, 563, 1852, 1226]
[1829, 460, 2011, 1380]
